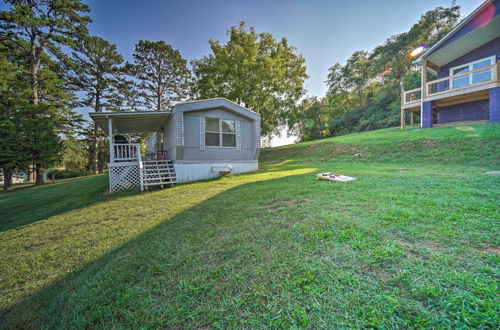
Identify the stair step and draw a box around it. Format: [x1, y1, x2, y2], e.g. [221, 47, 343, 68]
[143, 170, 175, 174]
[143, 175, 176, 179]
[140, 160, 177, 190]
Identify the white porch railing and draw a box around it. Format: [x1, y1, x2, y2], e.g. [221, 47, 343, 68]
[111, 143, 142, 162]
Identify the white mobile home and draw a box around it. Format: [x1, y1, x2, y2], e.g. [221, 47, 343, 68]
[90, 98, 261, 192]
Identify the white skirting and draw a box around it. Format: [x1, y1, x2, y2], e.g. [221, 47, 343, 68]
[108, 162, 140, 192]
[174, 161, 258, 183]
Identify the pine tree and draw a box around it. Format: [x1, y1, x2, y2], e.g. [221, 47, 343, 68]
[0, 0, 91, 184]
[130, 40, 191, 111]
[66, 36, 125, 174]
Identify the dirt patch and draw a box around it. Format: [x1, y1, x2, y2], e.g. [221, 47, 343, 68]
[328, 144, 357, 158]
[474, 245, 500, 255]
[399, 139, 441, 148]
[396, 169, 411, 173]
[285, 198, 311, 206]
[485, 171, 500, 175]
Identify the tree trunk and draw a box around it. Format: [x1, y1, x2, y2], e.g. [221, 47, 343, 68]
[92, 123, 99, 174]
[35, 163, 44, 185]
[28, 164, 36, 182]
[3, 169, 12, 191]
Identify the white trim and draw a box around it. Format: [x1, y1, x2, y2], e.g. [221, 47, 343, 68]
[200, 116, 205, 151]
[236, 120, 241, 151]
[204, 117, 237, 148]
[90, 111, 171, 118]
[449, 55, 496, 88]
[416, 0, 491, 62]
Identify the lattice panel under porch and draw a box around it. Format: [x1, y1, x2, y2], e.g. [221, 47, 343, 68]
[109, 163, 141, 192]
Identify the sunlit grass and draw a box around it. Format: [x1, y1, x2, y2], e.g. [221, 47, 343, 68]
[0, 124, 499, 328]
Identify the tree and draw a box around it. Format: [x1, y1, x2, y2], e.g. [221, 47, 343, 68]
[292, 97, 330, 142]
[130, 40, 191, 111]
[0, 0, 91, 184]
[66, 36, 125, 174]
[0, 43, 31, 190]
[192, 22, 308, 136]
[321, 5, 460, 138]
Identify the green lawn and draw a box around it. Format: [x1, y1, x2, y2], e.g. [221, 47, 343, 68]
[1, 124, 499, 328]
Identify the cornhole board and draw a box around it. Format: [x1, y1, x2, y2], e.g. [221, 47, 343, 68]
[316, 172, 356, 182]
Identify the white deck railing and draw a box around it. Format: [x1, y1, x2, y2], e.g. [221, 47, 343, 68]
[112, 143, 142, 162]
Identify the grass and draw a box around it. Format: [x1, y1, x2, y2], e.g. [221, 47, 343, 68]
[0, 124, 499, 328]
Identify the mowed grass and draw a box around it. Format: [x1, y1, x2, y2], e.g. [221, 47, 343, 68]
[0, 124, 499, 328]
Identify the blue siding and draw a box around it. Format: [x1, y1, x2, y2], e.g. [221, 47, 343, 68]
[437, 100, 489, 124]
[437, 36, 500, 79]
[490, 86, 500, 123]
[432, 0, 500, 54]
[422, 101, 433, 128]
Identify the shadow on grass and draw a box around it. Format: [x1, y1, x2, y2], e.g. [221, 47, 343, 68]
[0, 168, 318, 328]
[0, 175, 139, 232]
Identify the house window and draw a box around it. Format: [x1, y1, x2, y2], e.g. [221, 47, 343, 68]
[205, 118, 236, 147]
[450, 56, 495, 88]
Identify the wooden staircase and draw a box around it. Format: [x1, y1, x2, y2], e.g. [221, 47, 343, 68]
[140, 160, 176, 191]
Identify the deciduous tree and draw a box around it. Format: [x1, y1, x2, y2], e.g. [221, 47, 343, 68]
[192, 22, 308, 136]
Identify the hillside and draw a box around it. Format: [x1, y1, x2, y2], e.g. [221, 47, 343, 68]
[1, 124, 499, 328]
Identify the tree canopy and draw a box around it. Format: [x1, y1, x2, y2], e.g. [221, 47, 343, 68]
[130, 40, 191, 111]
[295, 5, 461, 141]
[192, 22, 308, 136]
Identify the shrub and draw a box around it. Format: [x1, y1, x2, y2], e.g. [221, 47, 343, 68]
[46, 169, 84, 180]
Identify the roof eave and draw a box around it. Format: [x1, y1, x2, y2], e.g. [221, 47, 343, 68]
[415, 0, 491, 62]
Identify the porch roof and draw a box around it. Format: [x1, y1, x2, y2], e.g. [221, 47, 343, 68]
[89, 111, 171, 134]
[417, 0, 500, 67]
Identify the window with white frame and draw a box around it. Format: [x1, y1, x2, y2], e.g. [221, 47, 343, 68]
[450, 56, 496, 88]
[205, 117, 236, 147]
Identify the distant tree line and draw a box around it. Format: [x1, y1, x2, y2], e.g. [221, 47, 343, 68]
[293, 6, 460, 141]
[0, 1, 461, 190]
[0, 1, 308, 191]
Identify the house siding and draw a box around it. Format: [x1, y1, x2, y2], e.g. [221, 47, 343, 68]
[437, 99, 489, 124]
[163, 115, 178, 160]
[490, 86, 500, 123]
[182, 108, 255, 161]
[437, 36, 500, 79]
[433, 0, 500, 54]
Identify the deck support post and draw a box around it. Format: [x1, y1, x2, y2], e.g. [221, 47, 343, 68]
[410, 112, 414, 127]
[420, 59, 428, 128]
[400, 82, 405, 129]
[108, 117, 114, 163]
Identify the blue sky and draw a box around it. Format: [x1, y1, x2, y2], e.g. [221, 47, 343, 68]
[85, 0, 483, 98]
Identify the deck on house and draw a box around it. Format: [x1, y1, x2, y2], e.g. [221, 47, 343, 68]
[109, 143, 176, 193]
[401, 61, 500, 113]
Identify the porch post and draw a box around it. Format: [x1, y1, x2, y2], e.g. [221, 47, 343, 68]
[420, 59, 428, 128]
[108, 117, 114, 162]
[489, 86, 500, 123]
[400, 82, 405, 129]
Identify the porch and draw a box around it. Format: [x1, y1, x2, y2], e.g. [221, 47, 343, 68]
[89, 111, 177, 192]
[401, 61, 500, 128]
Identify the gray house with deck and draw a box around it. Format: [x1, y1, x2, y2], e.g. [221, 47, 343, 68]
[90, 98, 261, 192]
